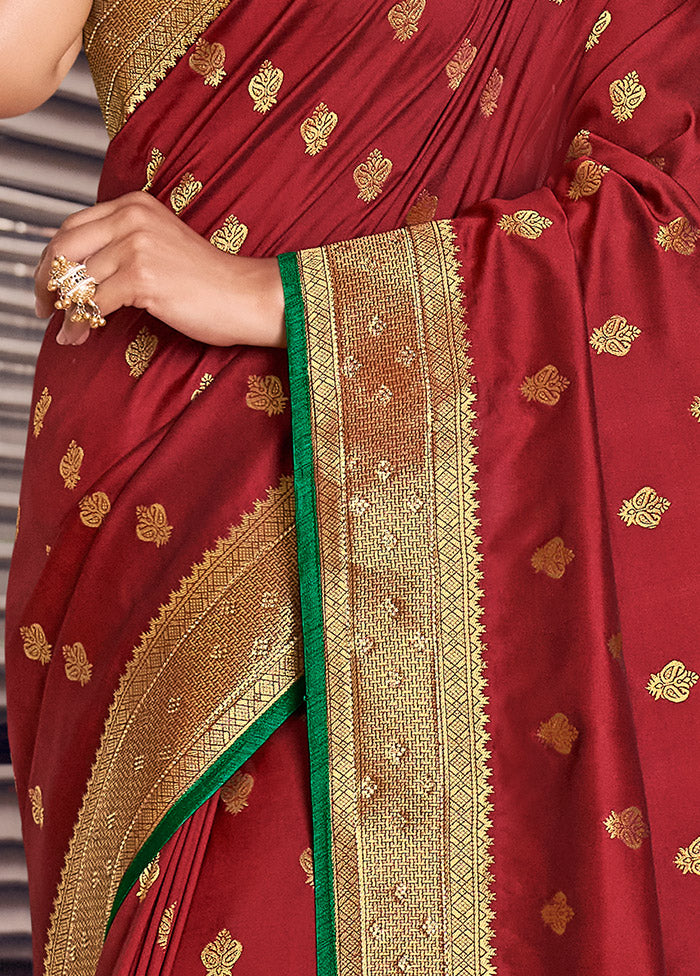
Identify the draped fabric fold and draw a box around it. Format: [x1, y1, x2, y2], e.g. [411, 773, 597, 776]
[6, 0, 700, 973]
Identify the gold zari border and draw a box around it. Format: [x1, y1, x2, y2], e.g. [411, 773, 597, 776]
[44, 477, 302, 976]
[298, 222, 495, 976]
[84, 0, 231, 138]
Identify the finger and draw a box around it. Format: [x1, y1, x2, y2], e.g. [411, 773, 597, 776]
[56, 312, 90, 346]
[35, 195, 157, 312]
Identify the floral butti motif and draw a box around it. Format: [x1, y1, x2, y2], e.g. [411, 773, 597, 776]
[604, 806, 649, 849]
[531, 537, 574, 579]
[647, 660, 699, 703]
[246, 375, 288, 416]
[520, 364, 570, 405]
[498, 210, 552, 238]
[541, 891, 574, 935]
[201, 929, 243, 975]
[136, 503, 173, 547]
[618, 487, 670, 528]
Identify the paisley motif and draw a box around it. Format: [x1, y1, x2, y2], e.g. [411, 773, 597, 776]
[647, 660, 699, 702]
[520, 364, 570, 405]
[589, 315, 640, 356]
[300, 103, 338, 155]
[353, 149, 393, 202]
[609, 70, 646, 122]
[387, 0, 426, 42]
[498, 210, 552, 238]
[248, 60, 284, 112]
[618, 486, 670, 529]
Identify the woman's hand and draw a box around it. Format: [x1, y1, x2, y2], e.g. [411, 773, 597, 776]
[34, 191, 286, 347]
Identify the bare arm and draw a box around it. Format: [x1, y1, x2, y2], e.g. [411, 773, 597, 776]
[0, 0, 92, 118]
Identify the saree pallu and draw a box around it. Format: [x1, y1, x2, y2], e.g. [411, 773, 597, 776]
[6, 0, 700, 974]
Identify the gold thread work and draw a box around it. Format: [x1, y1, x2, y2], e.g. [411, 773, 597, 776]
[604, 807, 649, 849]
[33, 387, 52, 437]
[647, 660, 699, 702]
[84, 0, 232, 137]
[296, 219, 494, 975]
[43, 477, 302, 976]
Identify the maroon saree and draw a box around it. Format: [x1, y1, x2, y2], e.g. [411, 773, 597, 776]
[6, 0, 700, 974]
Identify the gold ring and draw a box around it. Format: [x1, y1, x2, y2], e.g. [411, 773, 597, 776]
[47, 255, 106, 329]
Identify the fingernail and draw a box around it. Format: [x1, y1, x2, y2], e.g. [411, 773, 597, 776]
[56, 330, 68, 345]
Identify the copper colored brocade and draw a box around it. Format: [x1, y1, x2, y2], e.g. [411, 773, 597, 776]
[5, 1, 700, 976]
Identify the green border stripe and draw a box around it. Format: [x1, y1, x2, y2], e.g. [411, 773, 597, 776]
[279, 250, 338, 976]
[108, 679, 304, 932]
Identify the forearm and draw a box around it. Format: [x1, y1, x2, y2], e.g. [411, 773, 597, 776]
[0, 0, 90, 117]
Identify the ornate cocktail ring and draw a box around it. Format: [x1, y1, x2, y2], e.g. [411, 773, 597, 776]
[47, 255, 106, 329]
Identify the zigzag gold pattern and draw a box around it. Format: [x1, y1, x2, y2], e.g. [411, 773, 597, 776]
[84, 0, 231, 138]
[43, 477, 302, 976]
[297, 220, 494, 976]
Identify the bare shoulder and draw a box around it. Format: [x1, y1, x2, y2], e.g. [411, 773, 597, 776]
[0, 0, 93, 117]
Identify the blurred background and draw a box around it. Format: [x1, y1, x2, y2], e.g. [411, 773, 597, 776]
[0, 54, 106, 975]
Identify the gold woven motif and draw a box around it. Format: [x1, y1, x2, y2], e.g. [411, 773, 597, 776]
[353, 149, 393, 202]
[498, 210, 552, 238]
[647, 660, 699, 702]
[607, 632, 622, 660]
[221, 770, 254, 814]
[297, 220, 494, 975]
[537, 713, 579, 755]
[246, 375, 288, 416]
[157, 902, 177, 949]
[210, 215, 249, 254]
[531, 537, 574, 579]
[565, 129, 592, 162]
[248, 60, 284, 113]
[480, 68, 503, 117]
[63, 643, 92, 686]
[690, 396, 700, 422]
[136, 502, 173, 547]
[585, 10, 611, 50]
[618, 486, 670, 528]
[189, 36, 226, 86]
[604, 806, 649, 849]
[589, 315, 640, 356]
[201, 930, 242, 975]
[136, 853, 160, 902]
[125, 326, 159, 377]
[406, 189, 438, 226]
[79, 492, 112, 529]
[299, 847, 315, 887]
[59, 440, 84, 490]
[541, 891, 574, 934]
[170, 173, 203, 213]
[655, 216, 699, 255]
[675, 837, 700, 875]
[192, 373, 215, 399]
[388, 0, 426, 42]
[300, 103, 338, 155]
[520, 364, 570, 405]
[446, 38, 478, 90]
[142, 148, 165, 192]
[84, 0, 232, 138]
[609, 70, 646, 123]
[43, 477, 302, 976]
[20, 623, 52, 665]
[33, 387, 52, 438]
[29, 786, 45, 828]
[568, 160, 609, 200]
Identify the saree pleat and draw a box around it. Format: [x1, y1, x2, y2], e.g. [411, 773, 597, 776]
[6, 0, 700, 973]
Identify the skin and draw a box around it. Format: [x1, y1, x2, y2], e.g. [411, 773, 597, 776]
[2, 1, 285, 348]
[34, 193, 286, 347]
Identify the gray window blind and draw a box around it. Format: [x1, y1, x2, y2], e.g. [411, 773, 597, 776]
[0, 54, 106, 975]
